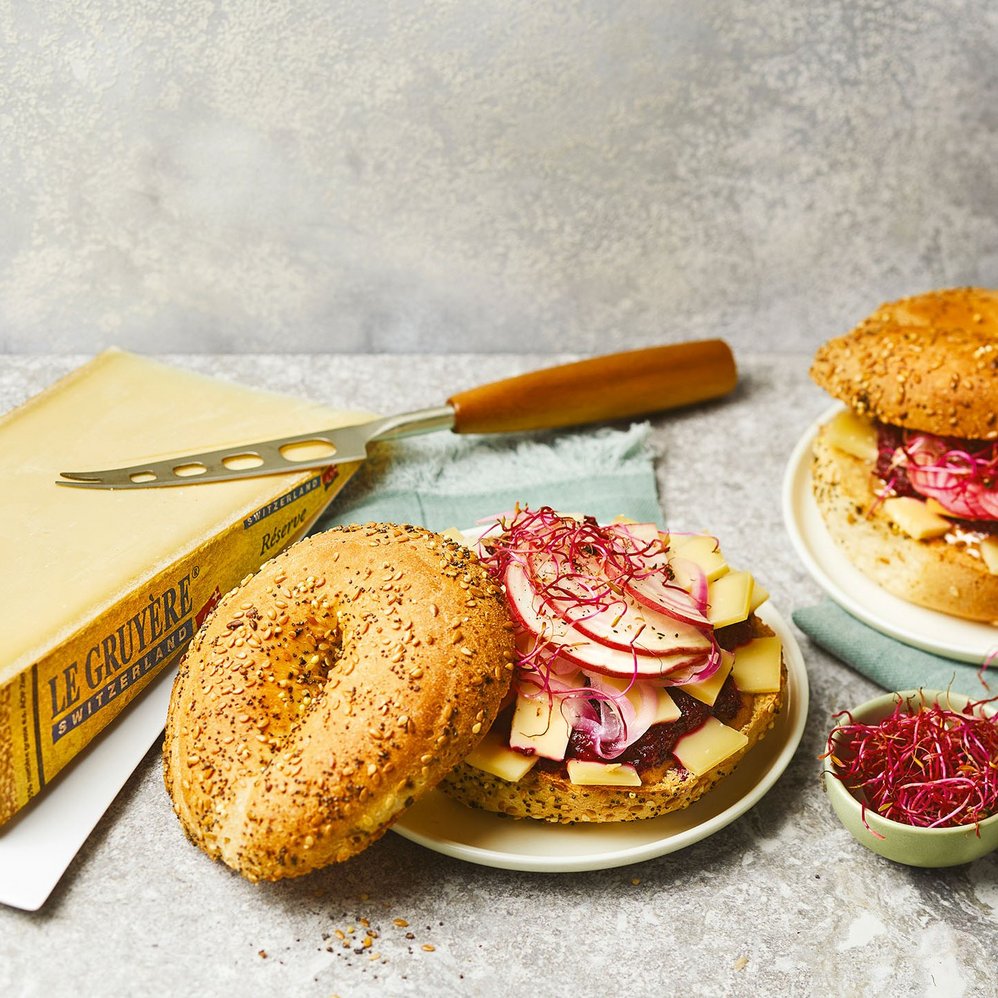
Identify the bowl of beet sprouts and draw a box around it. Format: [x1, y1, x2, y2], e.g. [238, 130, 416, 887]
[822, 689, 998, 867]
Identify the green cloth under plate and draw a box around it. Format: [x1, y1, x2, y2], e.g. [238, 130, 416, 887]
[793, 600, 995, 700]
[316, 422, 661, 534]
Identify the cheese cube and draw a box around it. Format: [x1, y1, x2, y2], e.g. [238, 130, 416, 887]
[672, 717, 748, 777]
[883, 497, 951, 540]
[671, 535, 728, 581]
[465, 727, 539, 782]
[825, 409, 878, 461]
[707, 570, 754, 628]
[730, 637, 783, 693]
[680, 650, 734, 706]
[566, 760, 641, 786]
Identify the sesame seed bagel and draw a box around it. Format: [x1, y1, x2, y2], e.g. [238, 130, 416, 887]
[163, 523, 515, 881]
[811, 423, 998, 622]
[439, 615, 786, 823]
[810, 287, 998, 439]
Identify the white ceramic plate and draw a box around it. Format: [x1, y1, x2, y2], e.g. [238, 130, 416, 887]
[393, 602, 808, 872]
[782, 404, 998, 663]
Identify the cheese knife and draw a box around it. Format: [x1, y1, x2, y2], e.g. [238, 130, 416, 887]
[58, 339, 736, 489]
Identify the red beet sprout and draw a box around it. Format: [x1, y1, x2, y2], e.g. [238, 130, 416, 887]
[824, 694, 998, 833]
[477, 506, 718, 760]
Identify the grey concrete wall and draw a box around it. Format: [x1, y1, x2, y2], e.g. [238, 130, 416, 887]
[2, 1, 996, 355]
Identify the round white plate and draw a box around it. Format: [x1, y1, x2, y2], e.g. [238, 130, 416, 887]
[392, 603, 808, 872]
[782, 404, 998, 664]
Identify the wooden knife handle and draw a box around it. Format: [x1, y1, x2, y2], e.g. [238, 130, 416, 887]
[447, 339, 737, 435]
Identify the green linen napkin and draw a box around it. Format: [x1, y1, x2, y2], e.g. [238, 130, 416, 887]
[793, 600, 994, 700]
[315, 422, 661, 534]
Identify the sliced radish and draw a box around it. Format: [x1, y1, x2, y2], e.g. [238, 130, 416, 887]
[549, 587, 710, 655]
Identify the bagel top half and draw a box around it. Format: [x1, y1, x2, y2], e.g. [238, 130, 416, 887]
[810, 287, 998, 440]
[163, 522, 515, 882]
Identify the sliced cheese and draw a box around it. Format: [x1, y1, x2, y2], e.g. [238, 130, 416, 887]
[653, 687, 683, 724]
[981, 536, 998, 575]
[730, 637, 783, 693]
[671, 534, 728, 581]
[825, 409, 878, 461]
[883, 496, 951, 540]
[680, 649, 734, 706]
[509, 690, 573, 761]
[748, 579, 770, 614]
[707, 570, 754, 628]
[924, 497, 958, 519]
[672, 716, 748, 777]
[466, 726, 539, 782]
[566, 759, 641, 787]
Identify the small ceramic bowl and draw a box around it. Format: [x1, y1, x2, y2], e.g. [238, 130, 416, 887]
[822, 689, 998, 868]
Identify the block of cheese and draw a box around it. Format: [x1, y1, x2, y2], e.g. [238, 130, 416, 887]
[0, 350, 369, 826]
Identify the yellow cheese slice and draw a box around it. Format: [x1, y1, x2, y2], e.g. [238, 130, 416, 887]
[981, 537, 998, 575]
[707, 570, 754, 628]
[670, 534, 728, 581]
[466, 726, 539, 782]
[730, 636, 783, 693]
[748, 579, 770, 614]
[882, 497, 951, 540]
[653, 687, 682, 724]
[679, 649, 734, 706]
[509, 689, 574, 761]
[825, 409, 878, 461]
[672, 716, 748, 777]
[566, 759, 641, 786]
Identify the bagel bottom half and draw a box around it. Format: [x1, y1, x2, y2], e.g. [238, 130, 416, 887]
[438, 615, 786, 823]
[163, 523, 515, 881]
[811, 422, 998, 623]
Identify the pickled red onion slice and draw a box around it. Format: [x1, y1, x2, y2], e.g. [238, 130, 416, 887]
[891, 432, 998, 521]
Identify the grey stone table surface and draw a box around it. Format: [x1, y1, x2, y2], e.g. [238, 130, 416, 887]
[1, 353, 996, 998]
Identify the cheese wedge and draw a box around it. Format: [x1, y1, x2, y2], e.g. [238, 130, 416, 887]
[0, 350, 368, 825]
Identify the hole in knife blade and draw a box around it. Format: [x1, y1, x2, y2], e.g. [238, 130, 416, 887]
[130, 471, 157, 484]
[222, 452, 265, 471]
[173, 463, 208, 478]
[279, 439, 336, 463]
